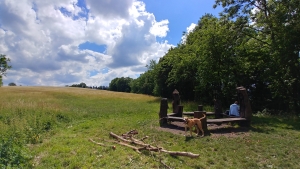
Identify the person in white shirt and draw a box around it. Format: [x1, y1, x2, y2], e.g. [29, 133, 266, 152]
[229, 101, 240, 116]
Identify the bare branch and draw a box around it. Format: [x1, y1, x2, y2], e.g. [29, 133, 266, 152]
[109, 131, 200, 158]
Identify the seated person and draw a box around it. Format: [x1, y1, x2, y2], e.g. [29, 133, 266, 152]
[229, 101, 240, 116]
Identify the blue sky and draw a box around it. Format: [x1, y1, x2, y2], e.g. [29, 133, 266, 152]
[142, 0, 222, 45]
[0, 0, 222, 86]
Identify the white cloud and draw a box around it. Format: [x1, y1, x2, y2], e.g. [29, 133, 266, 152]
[86, 0, 133, 19]
[0, 0, 173, 87]
[150, 20, 169, 37]
[181, 23, 197, 44]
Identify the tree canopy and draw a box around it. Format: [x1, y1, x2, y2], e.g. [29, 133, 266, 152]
[70, 82, 87, 88]
[109, 1, 299, 115]
[213, 0, 300, 113]
[109, 77, 133, 93]
[8, 82, 16, 86]
[0, 54, 12, 86]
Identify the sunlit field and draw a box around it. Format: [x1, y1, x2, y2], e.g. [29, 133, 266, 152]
[0, 86, 299, 168]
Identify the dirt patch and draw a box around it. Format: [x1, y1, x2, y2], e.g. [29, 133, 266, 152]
[157, 121, 250, 138]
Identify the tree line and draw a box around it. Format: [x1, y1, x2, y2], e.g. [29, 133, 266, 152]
[109, 1, 300, 115]
[69, 82, 109, 90]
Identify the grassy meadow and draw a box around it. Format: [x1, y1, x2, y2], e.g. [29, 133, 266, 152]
[0, 86, 299, 168]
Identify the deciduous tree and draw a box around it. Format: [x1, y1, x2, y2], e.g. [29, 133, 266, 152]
[214, 0, 300, 113]
[0, 54, 12, 86]
[8, 82, 16, 86]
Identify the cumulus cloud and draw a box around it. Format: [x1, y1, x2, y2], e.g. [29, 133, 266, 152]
[181, 23, 197, 44]
[86, 0, 133, 19]
[0, 0, 173, 86]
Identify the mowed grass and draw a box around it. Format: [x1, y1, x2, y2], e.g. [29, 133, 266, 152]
[0, 86, 299, 168]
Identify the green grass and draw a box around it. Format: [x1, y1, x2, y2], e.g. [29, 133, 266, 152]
[0, 86, 299, 168]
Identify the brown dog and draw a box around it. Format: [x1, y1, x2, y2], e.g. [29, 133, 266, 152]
[184, 114, 206, 137]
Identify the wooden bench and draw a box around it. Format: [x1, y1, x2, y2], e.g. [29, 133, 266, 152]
[159, 86, 252, 129]
[165, 116, 185, 122]
[183, 111, 215, 116]
[207, 117, 247, 124]
[221, 113, 242, 118]
[167, 113, 181, 117]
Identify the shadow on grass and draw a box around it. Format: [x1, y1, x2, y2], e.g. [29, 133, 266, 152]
[159, 121, 251, 137]
[159, 123, 185, 132]
[250, 115, 300, 132]
[157, 115, 300, 137]
[207, 125, 250, 135]
[206, 115, 300, 135]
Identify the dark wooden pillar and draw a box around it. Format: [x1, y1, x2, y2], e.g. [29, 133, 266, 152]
[177, 105, 183, 117]
[159, 98, 168, 125]
[172, 89, 180, 113]
[237, 87, 252, 126]
[198, 105, 203, 111]
[214, 99, 222, 119]
[194, 111, 207, 132]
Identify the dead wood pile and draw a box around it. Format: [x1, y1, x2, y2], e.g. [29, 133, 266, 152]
[89, 129, 199, 158]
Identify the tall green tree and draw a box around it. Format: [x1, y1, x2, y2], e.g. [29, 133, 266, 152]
[171, 14, 252, 104]
[154, 14, 253, 103]
[8, 82, 16, 86]
[153, 47, 178, 98]
[109, 77, 133, 93]
[131, 60, 157, 95]
[214, 0, 300, 113]
[0, 54, 12, 86]
[70, 82, 87, 88]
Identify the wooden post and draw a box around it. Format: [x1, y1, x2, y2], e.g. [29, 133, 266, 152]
[194, 111, 201, 118]
[198, 105, 203, 111]
[177, 105, 183, 117]
[214, 99, 222, 119]
[172, 89, 180, 113]
[194, 111, 207, 132]
[159, 98, 168, 125]
[236, 87, 252, 126]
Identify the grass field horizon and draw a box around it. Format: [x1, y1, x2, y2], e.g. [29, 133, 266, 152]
[0, 86, 299, 168]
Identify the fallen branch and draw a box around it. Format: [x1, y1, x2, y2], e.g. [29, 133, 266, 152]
[140, 136, 149, 142]
[160, 150, 199, 158]
[109, 140, 141, 153]
[89, 138, 109, 147]
[160, 159, 173, 169]
[110, 132, 158, 149]
[130, 137, 153, 147]
[89, 138, 117, 150]
[110, 132, 133, 143]
[122, 129, 138, 138]
[109, 131, 199, 158]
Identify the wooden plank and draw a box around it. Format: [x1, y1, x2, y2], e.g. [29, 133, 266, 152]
[221, 113, 241, 118]
[164, 116, 247, 124]
[182, 112, 215, 116]
[207, 118, 247, 124]
[182, 112, 194, 116]
[206, 112, 215, 115]
[165, 116, 185, 122]
[167, 113, 178, 116]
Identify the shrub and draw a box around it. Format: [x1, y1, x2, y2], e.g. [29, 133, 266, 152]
[0, 133, 31, 168]
[8, 82, 17, 86]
